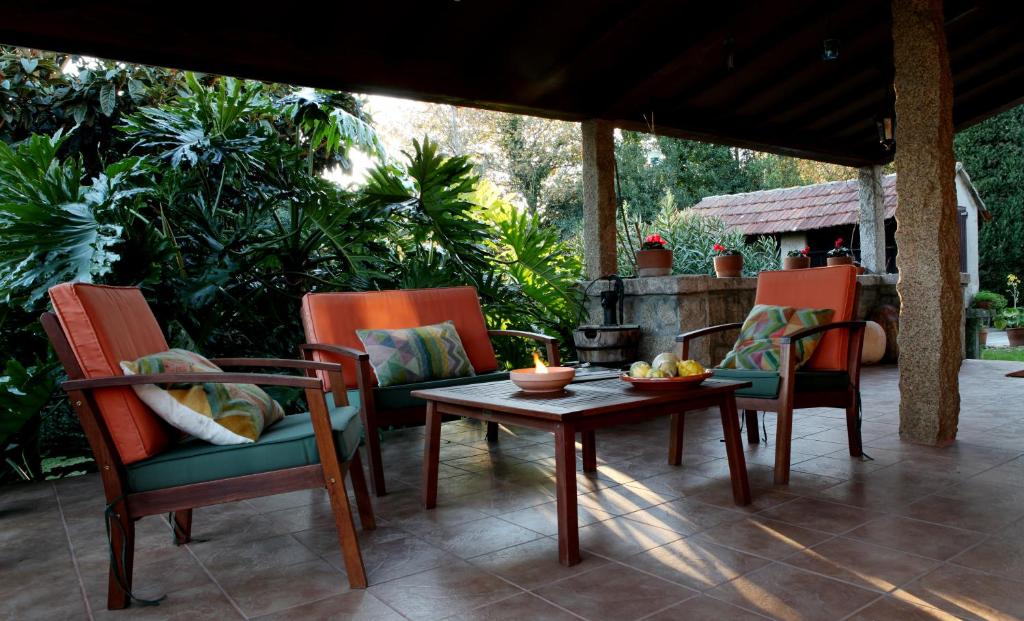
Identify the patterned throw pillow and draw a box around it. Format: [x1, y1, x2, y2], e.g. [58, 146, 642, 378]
[120, 349, 284, 445]
[356, 321, 475, 387]
[719, 305, 834, 371]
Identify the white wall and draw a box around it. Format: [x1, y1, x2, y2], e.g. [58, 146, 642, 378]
[955, 173, 981, 300]
[778, 232, 808, 267]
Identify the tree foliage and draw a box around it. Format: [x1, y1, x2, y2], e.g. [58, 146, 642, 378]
[955, 105, 1024, 291]
[0, 49, 583, 482]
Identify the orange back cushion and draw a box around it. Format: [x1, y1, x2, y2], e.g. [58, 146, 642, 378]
[49, 283, 173, 464]
[754, 265, 858, 371]
[301, 287, 498, 389]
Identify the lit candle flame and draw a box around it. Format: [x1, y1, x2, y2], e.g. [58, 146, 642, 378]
[533, 352, 548, 374]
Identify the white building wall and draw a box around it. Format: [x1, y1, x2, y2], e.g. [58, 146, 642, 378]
[778, 232, 808, 267]
[955, 174, 981, 300]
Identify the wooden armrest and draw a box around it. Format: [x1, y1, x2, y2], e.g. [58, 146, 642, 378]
[299, 343, 369, 361]
[780, 321, 866, 344]
[488, 329, 561, 366]
[675, 323, 742, 360]
[675, 323, 743, 343]
[210, 358, 343, 372]
[62, 372, 321, 391]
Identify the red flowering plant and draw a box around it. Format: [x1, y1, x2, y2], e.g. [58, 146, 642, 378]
[786, 245, 811, 258]
[826, 237, 852, 257]
[712, 242, 739, 256]
[641, 234, 668, 250]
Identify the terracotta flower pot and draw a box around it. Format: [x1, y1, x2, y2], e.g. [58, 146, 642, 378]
[713, 254, 744, 278]
[1007, 327, 1024, 348]
[783, 256, 810, 270]
[636, 249, 673, 277]
[827, 255, 853, 266]
[979, 328, 989, 348]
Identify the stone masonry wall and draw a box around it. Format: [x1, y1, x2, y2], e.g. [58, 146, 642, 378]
[582, 274, 903, 367]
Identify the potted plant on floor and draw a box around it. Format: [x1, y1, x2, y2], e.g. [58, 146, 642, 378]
[996, 274, 1024, 347]
[783, 246, 811, 270]
[971, 290, 1007, 347]
[826, 237, 853, 266]
[635, 233, 673, 277]
[712, 243, 743, 277]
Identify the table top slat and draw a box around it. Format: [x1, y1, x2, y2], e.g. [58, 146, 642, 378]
[410, 377, 751, 419]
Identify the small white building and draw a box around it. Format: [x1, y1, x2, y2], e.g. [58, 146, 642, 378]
[692, 163, 991, 299]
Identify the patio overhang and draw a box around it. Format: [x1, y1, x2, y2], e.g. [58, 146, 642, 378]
[1, 2, 1022, 168]
[2, 1, 1016, 446]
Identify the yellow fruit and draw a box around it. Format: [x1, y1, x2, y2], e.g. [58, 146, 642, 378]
[649, 369, 667, 378]
[629, 361, 651, 378]
[677, 360, 706, 376]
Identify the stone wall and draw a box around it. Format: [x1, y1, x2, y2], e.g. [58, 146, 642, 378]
[582, 274, 901, 366]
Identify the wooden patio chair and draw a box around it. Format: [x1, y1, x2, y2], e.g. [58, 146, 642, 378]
[42, 283, 375, 610]
[300, 286, 559, 496]
[676, 265, 866, 484]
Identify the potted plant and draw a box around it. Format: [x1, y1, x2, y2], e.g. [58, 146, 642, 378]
[635, 233, 673, 277]
[972, 290, 1007, 347]
[783, 246, 810, 270]
[826, 237, 853, 266]
[996, 274, 1024, 347]
[712, 243, 743, 277]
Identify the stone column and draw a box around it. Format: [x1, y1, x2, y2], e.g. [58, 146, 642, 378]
[581, 120, 617, 279]
[892, 0, 961, 445]
[858, 165, 887, 273]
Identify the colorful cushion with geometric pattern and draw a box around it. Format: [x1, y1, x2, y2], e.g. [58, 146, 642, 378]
[119, 349, 285, 445]
[356, 321, 475, 387]
[719, 305, 834, 371]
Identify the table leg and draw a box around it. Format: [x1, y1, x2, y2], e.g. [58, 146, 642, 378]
[718, 396, 752, 506]
[422, 401, 441, 509]
[668, 412, 684, 465]
[581, 430, 597, 472]
[554, 423, 581, 566]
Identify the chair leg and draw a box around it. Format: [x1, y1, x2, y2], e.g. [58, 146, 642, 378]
[326, 465, 369, 589]
[744, 410, 760, 444]
[171, 509, 192, 545]
[486, 421, 499, 442]
[773, 405, 794, 485]
[846, 394, 863, 457]
[106, 503, 135, 610]
[348, 449, 376, 531]
[360, 409, 387, 497]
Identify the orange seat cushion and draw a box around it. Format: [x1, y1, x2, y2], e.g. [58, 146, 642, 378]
[753, 265, 858, 371]
[301, 287, 498, 390]
[49, 283, 173, 464]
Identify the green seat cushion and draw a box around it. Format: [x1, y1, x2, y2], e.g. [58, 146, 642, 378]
[126, 400, 362, 493]
[335, 371, 510, 411]
[712, 368, 851, 399]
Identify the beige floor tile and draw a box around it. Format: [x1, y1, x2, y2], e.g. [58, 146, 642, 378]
[468, 537, 609, 590]
[623, 537, 770, 591]
[533, 563, 695, 621]
[895, 564, 1024, 621]
[781, 536, 939, 593]
[708, 563, 880, 621]
[368, 559, 521, 621]
[694, 517, 833, 560]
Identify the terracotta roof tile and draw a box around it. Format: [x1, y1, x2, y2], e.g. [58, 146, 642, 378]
[691, 174, 899, 235]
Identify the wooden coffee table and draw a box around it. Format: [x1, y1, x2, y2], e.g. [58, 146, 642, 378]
[411, 376, 753, 566]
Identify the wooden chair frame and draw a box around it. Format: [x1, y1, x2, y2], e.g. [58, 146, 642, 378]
[302, 329, 559, 496]
[41, 312, 375, 610]
[677, 313, 866, 485]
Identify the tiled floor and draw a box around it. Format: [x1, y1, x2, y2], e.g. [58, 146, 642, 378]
[3, 360, 1024, 620]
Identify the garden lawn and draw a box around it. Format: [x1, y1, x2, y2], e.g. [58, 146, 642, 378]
[982, 347, 1024, 362]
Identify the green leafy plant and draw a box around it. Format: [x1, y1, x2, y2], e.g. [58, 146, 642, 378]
[617, 202, 778, 277]
[994, 307, 1024, 330]
[972, 290, 1007, 311]
[0, 132, 143, 310]
[827, 237, 852, 257]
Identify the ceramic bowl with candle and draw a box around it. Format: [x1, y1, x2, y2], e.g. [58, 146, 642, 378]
[510, 352, 576, 393]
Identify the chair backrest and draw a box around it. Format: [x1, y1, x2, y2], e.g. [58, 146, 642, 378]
[301, 286, 499, 390]
[48, 283, 173, 464]
[754, 265, 859, 371]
